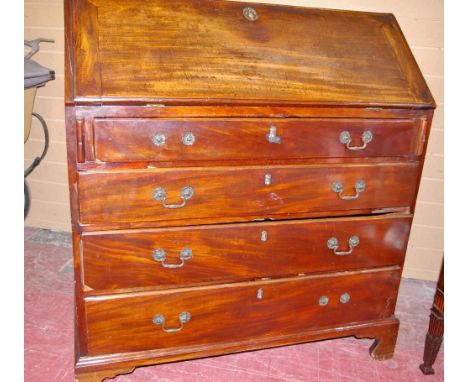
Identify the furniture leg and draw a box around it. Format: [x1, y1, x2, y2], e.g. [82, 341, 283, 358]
[75, 367, 135, 382]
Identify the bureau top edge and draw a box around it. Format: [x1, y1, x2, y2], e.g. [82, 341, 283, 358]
[65, 0, 435, 109]
[66, 98, 436, 110]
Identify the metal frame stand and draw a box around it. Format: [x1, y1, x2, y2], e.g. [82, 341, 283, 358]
[24, 112, 49, 219]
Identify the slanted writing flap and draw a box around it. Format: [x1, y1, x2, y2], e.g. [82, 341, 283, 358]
[70, 0, 434, 107]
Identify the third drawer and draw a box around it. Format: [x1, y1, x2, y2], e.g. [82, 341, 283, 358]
[81, 214, 411, 293]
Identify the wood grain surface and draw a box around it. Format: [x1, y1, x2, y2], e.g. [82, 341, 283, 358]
[69, 0, 434, 107]
[92, 118, 423, 163]
[84, 268, 401, 355]
[75, 105, 431, 120]
[81, 214, 411, 293]
[76, 317, 400, 374]
[78, 162, 419, 224]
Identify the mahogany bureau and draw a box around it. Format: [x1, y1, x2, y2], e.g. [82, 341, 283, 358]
[64, 1, 435, 380]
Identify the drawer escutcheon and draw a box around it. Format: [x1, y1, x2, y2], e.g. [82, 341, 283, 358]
[257, 288, 264, 300]
[266, 125, 281, 144]
[243, 7, 258, 21]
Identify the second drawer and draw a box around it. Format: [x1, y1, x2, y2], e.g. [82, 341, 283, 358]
[78, 162, 418, 225]
[81, 214, 411, 293]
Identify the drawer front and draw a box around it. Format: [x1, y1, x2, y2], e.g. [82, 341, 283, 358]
[92, 118, 423, 163]
[85, 269, 400, 355]
[82, 215, 411, 293]
[78, 163, 418, 224]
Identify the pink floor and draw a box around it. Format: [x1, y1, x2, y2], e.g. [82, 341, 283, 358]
[24, 226, 444, 382]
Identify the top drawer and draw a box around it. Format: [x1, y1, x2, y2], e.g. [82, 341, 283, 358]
[88, 118, 423, 163]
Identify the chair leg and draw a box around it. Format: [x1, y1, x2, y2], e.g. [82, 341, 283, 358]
[419, 307, 444, 375]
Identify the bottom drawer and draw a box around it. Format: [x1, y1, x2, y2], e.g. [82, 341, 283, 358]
[85, 268, 400, 356]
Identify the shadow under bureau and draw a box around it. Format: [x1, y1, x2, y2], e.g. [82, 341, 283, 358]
[64, 1, 435, 380]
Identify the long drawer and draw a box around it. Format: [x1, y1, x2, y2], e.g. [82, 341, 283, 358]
[82, 214, 411, 293]
[91, 118, 423, 163]
[85, 268, 400, 356]
[78, 162, 418, 224]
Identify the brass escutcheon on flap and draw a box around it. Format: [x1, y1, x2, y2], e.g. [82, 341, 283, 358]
[243, 7, 258, 21]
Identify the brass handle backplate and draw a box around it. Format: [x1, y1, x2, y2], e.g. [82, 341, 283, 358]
[319, 293, 351, 305]
[153, 186, 194, 208]
[151, 132, 166, 147]
[152, 312, 191, 333]
[339, 130, 373, 150]
[181, 131, 196, 146]
[151, 132, 196, 146]
[319, 296, 329, 306]
[153, 248, 193, 268]
[340, 293, 351, 304]
[327, 236, 360, 256]
[332, 180, 365, 200]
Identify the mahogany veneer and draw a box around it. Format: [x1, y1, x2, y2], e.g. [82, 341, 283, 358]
[92, 118, 424, 163]
[82, 214, 411, 293]
[64, 1, 435, 381]
[78, 163, 419, 224]
[85, 268, 400, 356]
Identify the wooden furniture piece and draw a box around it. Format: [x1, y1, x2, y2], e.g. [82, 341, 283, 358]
[64, 1, 435, 380]
[420, 261, 444, 375]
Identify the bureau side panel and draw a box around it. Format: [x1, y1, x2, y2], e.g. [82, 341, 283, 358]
[409, 110, 434, 214]
[65, 106, 88, 357]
